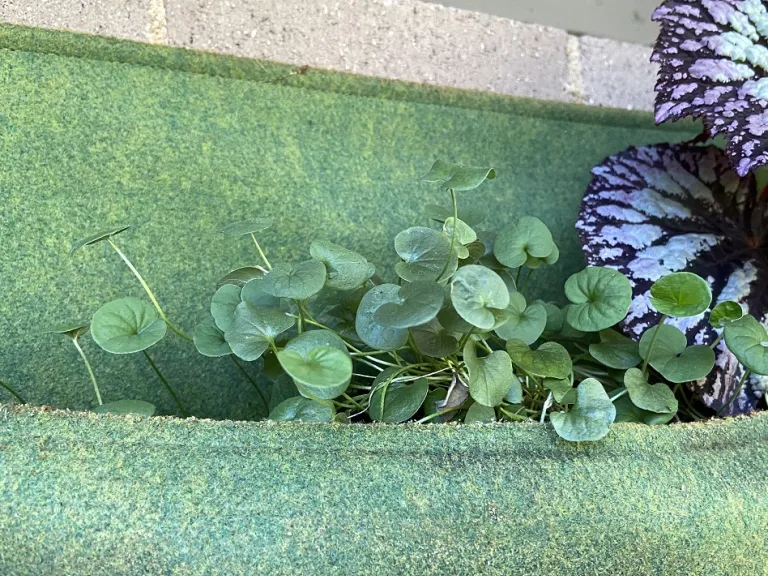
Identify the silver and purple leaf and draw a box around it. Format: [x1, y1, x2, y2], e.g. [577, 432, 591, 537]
[652, 0, 768, 175]
[577, 142, 768, 414]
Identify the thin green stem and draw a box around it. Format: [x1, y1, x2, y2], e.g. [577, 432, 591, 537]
[437, 189, 458, 281]
[73, 339, 102, 406]
[515, 267, 522, 286]
[415, 406, 462, 424]
[610, 389, 628, 402]
[108, 239, 192, 342]
[294, 301, 304, 334]
[519, 269, 535, 296]
[457, 327, 475, 352]
[343, 393, 365, 410]
[641, 314, 667, 375]
[718, 369, 750, 416]
[499, 407, 529, 422]
[709, 332, 724, 350]
[230, 356, 269, 409]
[143, 351, 188, 417]
[0, 378, 25, 403]
[250, 233, 272, 270]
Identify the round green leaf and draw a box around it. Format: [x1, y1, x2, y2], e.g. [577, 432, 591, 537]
[224, 302, 295, 361]
[494, 292, 547, 345]
[564, 267, 632, 332]
[613, 394, 675, 425]
[355, 284, 409, 351]
[410, 318, 459, 358]
[309, 241, 376, 290]
[724, 315, 768, 375]
[70, 225, 130, 255]
[220, 217, 273, 236]
[210, 284, 242, 332]
[543, 378, 576, 404]
[283, 329, 347, 355]
[369, 369, 429, 423]
[494, 217, 554, 269]
[421, 159, 496, 191]
[269, 396, 334, 422]
[91, 298, 167, 354]
[506, 340, 572, 379]
[261, 260, 327, 300]
[589, 329, 642, 369]
[193, 317, 232, 357]
[46, 322, 90, 340]
[394, 227, 455, 282]
[277, 346, 352, 400]
[268, 373, 299, 412]
[216, 266, 264, 289]
[463, 341, 515, 407]
[649, 272, 712, 318]
[374, 281, 444, 329]
[241, 278, 280, 308]
[639, 324, 715, 383]
[465, 402, 496, 423]
[544, 243, 560, 265]
[624, 368, 679, 414]
[540, 302, 565, 337]
[450, 265, 509, 330]
[437, 305, 473, 334]
[443, 217, 477, 245]
[94, 399, 156, 417]
[710, 301, 744, 329]
[550, 378, 616, 442]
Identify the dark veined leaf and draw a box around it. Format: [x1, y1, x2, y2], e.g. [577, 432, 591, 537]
[652, 0, 768, 175]
[577, 143, 767, 414]
[649, 272, 712, 318]
[421, 159, 496, 191]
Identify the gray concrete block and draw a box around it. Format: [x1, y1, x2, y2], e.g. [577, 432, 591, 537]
[165, 0, 572, 102]
[0, 0, 151, 41]
[578, 35, 657, 111]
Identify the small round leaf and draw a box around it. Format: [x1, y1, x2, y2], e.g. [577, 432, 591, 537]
[506, 340, 572, 379]
[261, 260, 327, 300]
[394, 227, 455, 282]
[494, 217, 554, 269]
[193, 317, 232, 357]
[421, 160, 496, 191]
[241, 278, 281, 308]
[310, 241, 376, 290]
[269, 396, 334, 422]
[369, 369, 429, 423]
[649, 272, 712, 318]
[613, 394, 675, 425]
[443, 217, 477, 245]
[465, 402, 496, 423]
[639, 324, 715, 383]
[91, 298, 167, 354]
[724, 315, 768, 375]
[710, 301, 744, 329]
[70, 225, 130, 255]
[624, 368, 679, 414]
[564, 267, 632, 332]
[463, 341, 516, 407]
[450, 265, 509, 330]
[410, 318, 459, 358]
[494, 292, 547, 345]
[46, 322, 90, 340]
[550, 378, 615, 442]
[220, 218, 273, 236]
[224, 302, 295, 361]
[216, 266, 264, 289]
[210, 284, 242, 332]
[589, 329, 642, 369]
[375, 281, 444, 329]
[277, 346, 352, 400]
[355, 284, 409, 351]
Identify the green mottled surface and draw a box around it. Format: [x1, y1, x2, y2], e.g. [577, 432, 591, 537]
[0, 406, 765, 575]
[0, 24, 697, 418]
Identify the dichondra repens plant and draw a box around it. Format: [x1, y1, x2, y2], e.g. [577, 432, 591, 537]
[55, 160, 766, 442]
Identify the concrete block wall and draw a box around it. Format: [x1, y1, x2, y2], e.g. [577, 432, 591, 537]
[0, 0, 658, 111]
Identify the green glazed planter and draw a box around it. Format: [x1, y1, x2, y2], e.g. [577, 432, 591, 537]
[0, 24, 765, 576]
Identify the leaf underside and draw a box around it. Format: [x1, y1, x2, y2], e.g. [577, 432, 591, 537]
[577, 143, 768, 414]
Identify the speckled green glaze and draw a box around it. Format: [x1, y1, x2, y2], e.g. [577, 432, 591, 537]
[0, 405, 765, 575]
[0, 24, 698, 418]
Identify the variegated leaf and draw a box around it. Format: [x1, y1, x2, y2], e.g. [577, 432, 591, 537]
[652, 0, 768, 175]
[577, 142, 767, 414]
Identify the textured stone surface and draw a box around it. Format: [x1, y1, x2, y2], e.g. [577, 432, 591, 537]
[164, 0, 572, 101]
[0, 0, 151, 41]
[579, 35, 657, 111]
